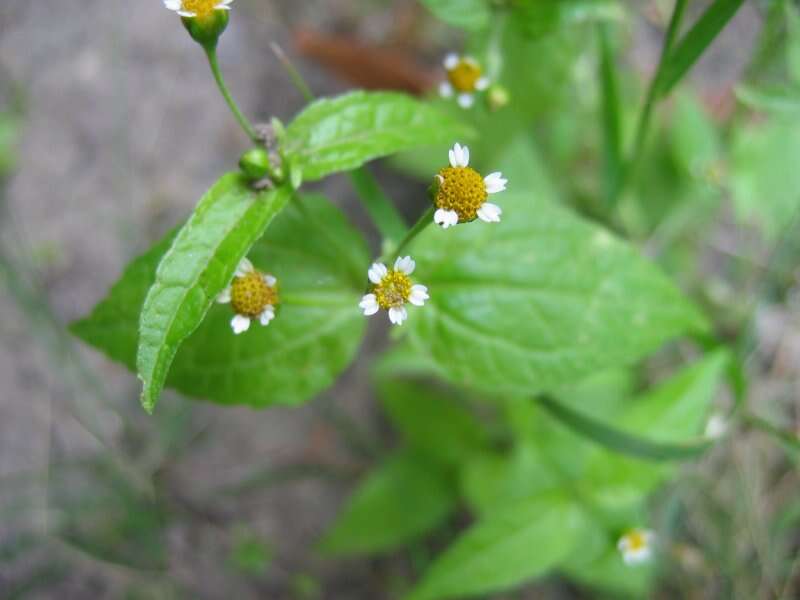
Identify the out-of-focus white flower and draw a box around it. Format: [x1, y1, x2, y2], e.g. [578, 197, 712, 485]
[439, 53, 490, 109]
[617, 528, 655, 566]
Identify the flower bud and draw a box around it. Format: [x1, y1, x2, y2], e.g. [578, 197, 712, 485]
[181, 10, 229, 49]
[486, 84, 510, 111]
[239, 147, 271, 181]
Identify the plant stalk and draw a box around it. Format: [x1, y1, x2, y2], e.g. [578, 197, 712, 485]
[204, 47, 258, 142]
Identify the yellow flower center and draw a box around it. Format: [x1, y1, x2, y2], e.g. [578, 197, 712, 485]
[373, 270, 412, 310]
[447, 59, 483, 93]
[230, 271, 278, 317]
[625, 531, 647, 552]
[181, 0, 220, 17]
[434, 166, 488, 223]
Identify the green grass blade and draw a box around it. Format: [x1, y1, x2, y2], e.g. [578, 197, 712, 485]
[658, 0, 747, 96]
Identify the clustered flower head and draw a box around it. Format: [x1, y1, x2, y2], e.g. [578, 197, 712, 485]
[163, 0, 233, 18]
[432, 143, 506, 228]
[439, 54, 490, 109]
[359, 256, 429, 326]
[617, 528, 655, 566]
[217, 258, 278, 334]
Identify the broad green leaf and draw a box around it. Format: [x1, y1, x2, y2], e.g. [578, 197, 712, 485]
[72, 194, 367, 408]
[735, 84, 800, 114]
[511, 0, 623, 39]
[538, 350, 729, 461]
[730, 117, 800, 239]
[670, 93, 722, 176]
[136, 176, 292, 412]
[563, 546, 653, 598]
[407, 138, 707, 397]
[318, 450, 457, 556]
[406, 493, 580, 600]
[418, 0, 490, 31]
[658, 0, 747, 96]
[284, 91, 471, 181]
[378, 378, 488, 466]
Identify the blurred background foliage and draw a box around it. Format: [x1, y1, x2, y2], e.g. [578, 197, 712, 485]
[2, 0, 800, 598]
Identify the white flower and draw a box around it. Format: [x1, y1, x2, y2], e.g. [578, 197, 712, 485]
[164, 0, 233, 18]
[704, 413, 728, 439]
[617, 529, 655, 566]
[359, 256, 428, 326]
[432, 143, 507, 227]
[216, 257, 279, 334]
[439, 54, 490, 110]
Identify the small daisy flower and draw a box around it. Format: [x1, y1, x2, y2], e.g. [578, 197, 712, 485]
[617, 529, 655, 566]
[359, 256, 429, 326]
[704, 413, 728, 439]
[439, 53, 490, 109]
[216, 258, 278, 335]
[432, 143, 507, 228]
[164, 0, 233, 18]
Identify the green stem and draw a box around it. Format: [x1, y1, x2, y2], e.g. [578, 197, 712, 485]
[270, 42, 315, 103]
[382, 206, 435, 264]
[612, 0, 687, 205]
[204, 47, 258, 142]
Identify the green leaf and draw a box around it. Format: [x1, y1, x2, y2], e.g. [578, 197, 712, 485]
[670, 93, 722, 176]
[284, 91, 471, 181]
[658, 0, 747, 96]
[72, 194, 367, 408]
[406, 493, 580, 600]
[318, 450, 457, 556]
[418, 0, 490, 31]
[407, 138, 707, 397]
[537, 350, 729, 461]
[730, 116, 800, 239]
[735, 84, 800, 114]
[135, 176, 292, 412]
[378, 378, 488, 466]
[511, 0, 623, 39]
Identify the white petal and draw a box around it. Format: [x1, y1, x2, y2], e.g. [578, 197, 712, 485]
[448, 146, 458, 168]
[263, 273, 277, 287]
[231, 314, 251, 334]
[235, 257, 254, 277]
[439, 82, 453, 98]
[409, 284, 429, 306]
[443, 53, 459, 70]
[259, 306, 275, 326]
[475, 76, 490, 91]
[216, 286, 232, 304]
[704, 414, 727, 438]
[394, 255, 415, 275]
[367, 262, 388, 284]
[215, 0, 234, 7]
[477, 202, 502, 223]
[457, 94, 474, 109]
[164, 0, 182, 10]
[359, 294, 379, 316]
[484, 171, 507, 193]
[434, 208, 459, 229]
[177, 10, 196, 16]
[388, 306, 408, 325]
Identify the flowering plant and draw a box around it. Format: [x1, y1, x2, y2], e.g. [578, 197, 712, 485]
[65, 0, 797, 597]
